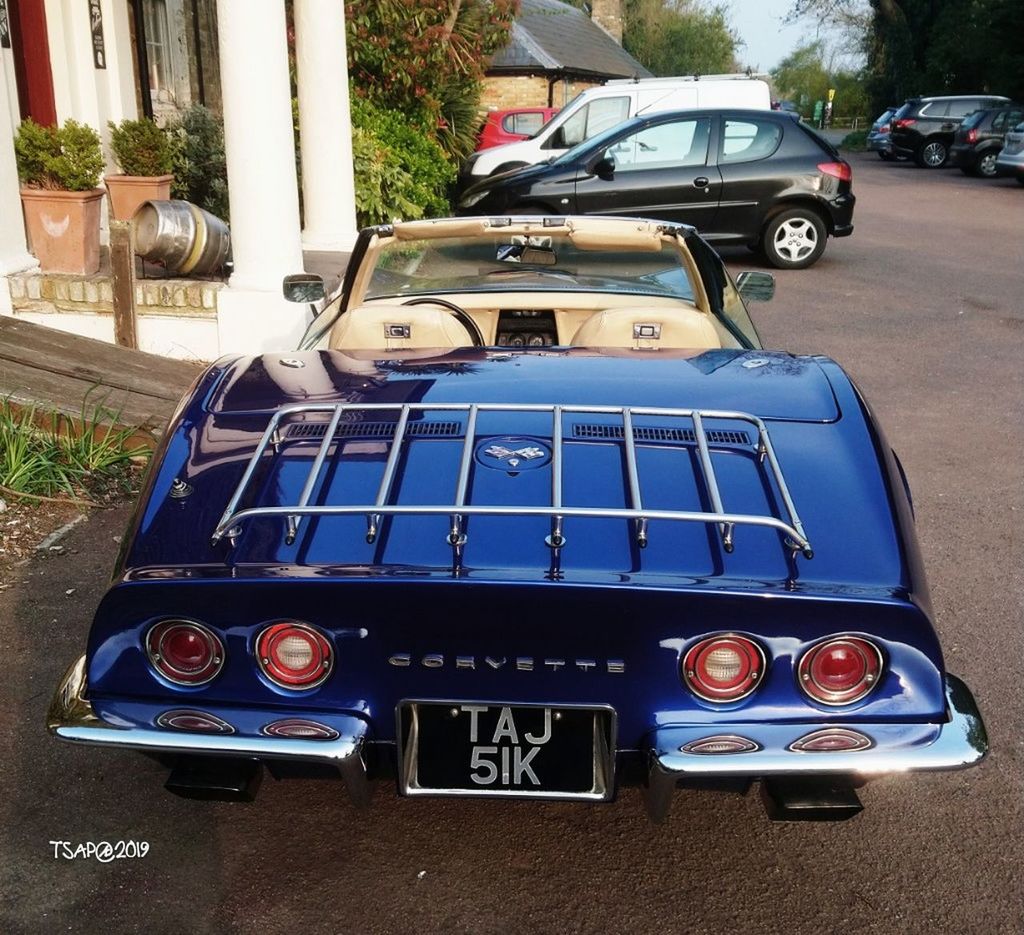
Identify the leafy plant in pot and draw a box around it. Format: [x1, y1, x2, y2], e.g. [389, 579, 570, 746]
[14, 119, 105, 274]
[106, 118, 175, 221]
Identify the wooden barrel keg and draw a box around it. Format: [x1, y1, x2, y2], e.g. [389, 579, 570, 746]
[132, 200, 231, 276]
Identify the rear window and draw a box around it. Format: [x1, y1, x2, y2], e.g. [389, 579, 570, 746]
[503, 112, 547, 136]
[893, 101, 916, 121]
[961, 110, 987, 130]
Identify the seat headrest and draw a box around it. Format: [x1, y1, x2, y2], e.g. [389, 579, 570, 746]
[570, 306, 721, 350]
[329, 304, 475, 351]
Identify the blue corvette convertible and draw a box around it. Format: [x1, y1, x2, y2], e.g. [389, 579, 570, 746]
[48, 216, 986, 821]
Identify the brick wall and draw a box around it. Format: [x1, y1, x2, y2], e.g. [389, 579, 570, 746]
[480, 76, 604, 111]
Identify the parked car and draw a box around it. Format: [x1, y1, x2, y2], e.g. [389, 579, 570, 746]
[889, 94, 1012, 168]
[461, 74, 771, 185]
[949, 104, 1024, 177]
[993, 120, 1024, 184]
[49, 215, 987, 823]
[771, 100, 802, 121]
[866, 106, 899, 159]
[476, 107, 559, 152]
[457, 108, 854, 269]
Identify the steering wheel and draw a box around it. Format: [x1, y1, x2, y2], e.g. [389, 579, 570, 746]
[402, 297, 485, 347]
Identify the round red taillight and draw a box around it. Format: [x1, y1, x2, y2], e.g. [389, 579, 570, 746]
[146, 620, 224, 686]
[682, 635, 765, 702]
[797, 636, 883, 705]
[256, 622, 333, 690]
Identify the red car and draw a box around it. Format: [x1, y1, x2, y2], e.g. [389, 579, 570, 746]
[476, 107, 559, 152]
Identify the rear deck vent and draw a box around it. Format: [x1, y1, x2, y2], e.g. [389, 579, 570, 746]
[572, 424, 751, 446]
[285, 420, 462, 441]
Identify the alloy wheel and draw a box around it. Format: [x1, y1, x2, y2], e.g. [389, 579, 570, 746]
[922, 141, 947, 167]
[772, 218, 818, 263]
[978, 152, 998, 177]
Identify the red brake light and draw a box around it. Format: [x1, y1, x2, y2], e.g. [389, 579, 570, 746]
[682, 634, 765, 702]
[146, 620, 224, 686]
[966, 128, 978, 143]
[257, 622, 333, 689]
[879, 125, 889, 134]
[797, 636, 883, 705]
[894, 118, 916, 128]
[818, 161, 852, 182]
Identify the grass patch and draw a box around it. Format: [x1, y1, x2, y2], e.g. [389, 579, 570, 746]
[0, 391, 150, 505]
[840, 129, 868, 151]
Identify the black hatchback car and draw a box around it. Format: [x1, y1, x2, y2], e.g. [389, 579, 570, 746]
[889, 95, 1011, 168]
[949, 104, 1024, 177]
[456, 109, 854, 270]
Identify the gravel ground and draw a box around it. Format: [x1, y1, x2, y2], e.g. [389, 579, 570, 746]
[1, 153, 1021, 935]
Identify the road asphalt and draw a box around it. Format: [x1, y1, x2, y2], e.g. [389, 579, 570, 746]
[1, 152, 1021, 935]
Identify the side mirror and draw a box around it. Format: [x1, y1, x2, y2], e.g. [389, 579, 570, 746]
[589, 156, 615, 180]
[735, 270, 775, 303]
[283, 273, 326, 304]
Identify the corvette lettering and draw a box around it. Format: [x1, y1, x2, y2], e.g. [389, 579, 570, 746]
[388, 653, 624, 673]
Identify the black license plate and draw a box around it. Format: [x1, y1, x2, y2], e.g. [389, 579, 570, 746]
[399, 703, 614, 800]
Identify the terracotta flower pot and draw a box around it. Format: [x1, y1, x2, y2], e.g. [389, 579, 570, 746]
[20, 188, 105, 275]
[105, 173, 174, 222]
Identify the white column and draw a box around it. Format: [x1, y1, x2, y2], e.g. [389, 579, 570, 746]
[294, 0, 358, 251]
[0, 58, 37, 282]
[215, 0, 306, 353]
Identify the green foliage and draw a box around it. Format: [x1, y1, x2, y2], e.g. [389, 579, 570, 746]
[166, 105, 229, 221]
[840, 129, 868, 149]
[623, 0, 738, 77]
[0, 393, 149, 501]
[346, 0, 517, 160]
[350, 96, 455, 227]
[108, 118, 175, 177]
[14, 119, 104, 192]
[772, 41, 868, 119]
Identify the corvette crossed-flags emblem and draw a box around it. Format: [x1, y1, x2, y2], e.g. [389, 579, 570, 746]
[483, 445, 547, 468]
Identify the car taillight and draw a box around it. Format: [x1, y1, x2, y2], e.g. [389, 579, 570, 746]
[146, 620, 224, 686]
[818, 161, 852, 182]
[894, 118, 915, 129]
[879, 125, 889, 134]
[682, 635, 765, 702]
[263, 718, 339, 740]
[680, 735, 760, 755]
[790, 728, 873, 752]
[157, 709, 234, 734]
[797, 636, 882, 705]
[966, 128, 978, 143]
[256, 622, 333, 689]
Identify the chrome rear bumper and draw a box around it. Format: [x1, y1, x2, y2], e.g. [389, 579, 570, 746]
[644, 674, 987, 821]
[47, 656, 371, 806]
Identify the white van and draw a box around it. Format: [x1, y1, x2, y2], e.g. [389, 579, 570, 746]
[464, 74, 771, 181]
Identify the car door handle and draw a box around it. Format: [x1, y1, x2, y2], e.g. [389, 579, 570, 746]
[693, 177, 710, 188]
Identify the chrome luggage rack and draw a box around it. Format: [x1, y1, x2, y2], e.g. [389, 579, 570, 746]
[211, 402, 813, 565]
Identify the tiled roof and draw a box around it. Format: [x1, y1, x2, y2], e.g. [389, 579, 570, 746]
[489, 0, 651, 79]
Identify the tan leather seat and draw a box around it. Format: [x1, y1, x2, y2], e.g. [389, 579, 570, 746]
[329, 304, 476, 351]
[570, 306, 721, 350]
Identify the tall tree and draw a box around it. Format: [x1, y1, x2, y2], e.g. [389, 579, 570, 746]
[624, 0, 739, 77]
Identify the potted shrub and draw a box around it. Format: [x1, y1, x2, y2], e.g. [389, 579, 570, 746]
[14, 119, 105, 275]
[106, 118, 175, 220]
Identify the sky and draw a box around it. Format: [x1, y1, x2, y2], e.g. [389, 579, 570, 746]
[729, 0, 814, 72]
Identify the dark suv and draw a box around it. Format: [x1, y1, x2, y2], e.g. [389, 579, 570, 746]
[950, 105, 1024, 177]
[456, 108, 854, 270]
[890, 95, 1012, 168]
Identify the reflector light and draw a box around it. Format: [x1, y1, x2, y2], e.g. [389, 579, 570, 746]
[682, 635, 765, 702]
[817, 161, 853, 182]
[797, 636, 883, 705]
[146, 620, 224, 686]
[157, 709, 234, 734]
[966, 128, 978, 144]
[256, 622, 333, 689]
[790, 728, 873, 752]
[680, 735, 760, 755]
[262, 718, 339, 740]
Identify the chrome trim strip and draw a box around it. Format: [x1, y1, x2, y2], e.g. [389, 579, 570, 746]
[287, 403, 345, 545]
[395, 699, 617, 802]
[209, 401, 813, 562]
[368, 404, 411, 544]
